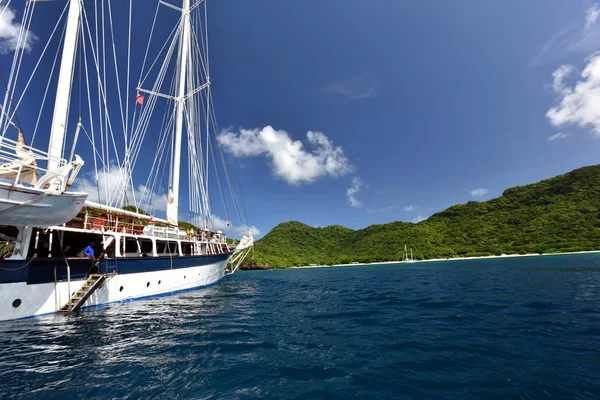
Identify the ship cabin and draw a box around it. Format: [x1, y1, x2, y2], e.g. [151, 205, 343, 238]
[7, 207, 232, 260]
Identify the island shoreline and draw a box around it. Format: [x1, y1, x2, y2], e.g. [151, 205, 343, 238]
[281, 250, 600, 269]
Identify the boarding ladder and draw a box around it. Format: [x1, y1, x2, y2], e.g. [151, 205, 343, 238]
[58, 273, 113, 313]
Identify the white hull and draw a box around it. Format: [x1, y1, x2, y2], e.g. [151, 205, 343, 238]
[0, 257, 228, 321]
[0, 182, 87, 227]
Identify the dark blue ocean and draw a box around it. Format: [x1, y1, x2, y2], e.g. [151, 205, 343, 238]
[1, 254, 600, 399]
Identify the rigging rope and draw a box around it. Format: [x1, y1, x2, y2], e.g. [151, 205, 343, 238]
[0, 0, 253, 238]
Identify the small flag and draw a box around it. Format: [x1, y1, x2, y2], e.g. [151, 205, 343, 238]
[136, 93, 145, 105]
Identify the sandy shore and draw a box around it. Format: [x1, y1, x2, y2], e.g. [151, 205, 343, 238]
[289, 250, 600, 269]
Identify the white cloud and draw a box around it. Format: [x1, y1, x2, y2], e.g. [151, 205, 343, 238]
[547, 132, 571, 141]
[0, 8, 37, 55]
[346, 177, 363, 208]
[470, 188, 489, 197]
[532, 5, 600, 65]
[531, 28, 572, 66]
[321, 73, 378, 100]
[211, 216, 260, 238]
[411, 215, 427, 223]
[366, 205, 397, 214]
[547, 55, 600, 137]
[78, 166, 168, 212]
[78, 167, 260, 237]
[551, 65, 576, 92]
[404, 204, 415, 212]
[586, 3, 600, 30]
[218, 126, 354, 185]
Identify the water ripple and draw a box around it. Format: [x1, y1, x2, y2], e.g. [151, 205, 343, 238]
[1, 254, 600, 399]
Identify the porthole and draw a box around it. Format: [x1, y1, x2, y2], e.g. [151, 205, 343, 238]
[146, 282, 150, 287]
[184, 275, 186, 279]
[71, 292, 75, 297]
[119, 286, 124, 292]
[158, 280, 161, 285]
[12, 299, 21, 308]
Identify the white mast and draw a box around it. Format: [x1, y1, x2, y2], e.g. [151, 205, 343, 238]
[47, 0, 81, 175]
[167, 0, 191, 226]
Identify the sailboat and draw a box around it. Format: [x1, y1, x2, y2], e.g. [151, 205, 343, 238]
[0, 0, 253, 321]
[403, 245, 415, 263]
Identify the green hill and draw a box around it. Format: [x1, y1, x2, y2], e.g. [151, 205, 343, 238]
[248, 164, 600, 268]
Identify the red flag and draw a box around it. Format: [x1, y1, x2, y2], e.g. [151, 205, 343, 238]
[136, 93, 144, 105]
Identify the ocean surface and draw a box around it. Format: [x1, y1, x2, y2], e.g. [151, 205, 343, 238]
[1, 254, 599, 399]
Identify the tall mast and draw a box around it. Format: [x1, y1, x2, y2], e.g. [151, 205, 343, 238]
[47, 0, 81, 174]
[167, 0, 191, 226]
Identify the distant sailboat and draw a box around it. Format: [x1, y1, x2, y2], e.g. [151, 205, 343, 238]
[403, 245, 415, 263]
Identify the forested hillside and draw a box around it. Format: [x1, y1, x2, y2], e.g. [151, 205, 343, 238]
[247, 165, 600, 268]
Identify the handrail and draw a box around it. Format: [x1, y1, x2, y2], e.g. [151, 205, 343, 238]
[66, 217, 229, 244]
[0, 136, 66, 165]
[0, 136, 78, 190]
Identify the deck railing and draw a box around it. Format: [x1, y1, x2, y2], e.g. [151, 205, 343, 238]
[0, 136, 67, 186]
[67, 214, 228, 244]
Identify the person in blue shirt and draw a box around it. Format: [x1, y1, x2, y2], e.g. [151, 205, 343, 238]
[83, 242, 95, 259]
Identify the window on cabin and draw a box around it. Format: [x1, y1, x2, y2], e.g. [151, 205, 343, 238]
[28, 229, 49, 258]
[155, 240, 178, 255]
[181, 242, 192, 256]
[124, 237, 139, 254]
[104, 237, 116, 258]
[167, 241, 178, 255]
[139, 239, 152, 256]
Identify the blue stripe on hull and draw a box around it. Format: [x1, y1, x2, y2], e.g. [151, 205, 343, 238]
[0, 252, 231, 284]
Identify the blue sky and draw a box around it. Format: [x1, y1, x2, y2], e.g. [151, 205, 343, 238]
[2, 1, 600, 238]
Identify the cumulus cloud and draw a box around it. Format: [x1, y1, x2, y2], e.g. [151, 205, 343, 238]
[321, 73, 378, 100]
[0, 8, 37, 55]
[218, 126, 354, 185]
[551, 65, 576, 92]
[346, 177, 363, 208]
[470, 188, 489, 197]
[404, 204, 415, 212]
[547, 55, 600, 137]
[586, 3, 600, 30]
[77, 166, 168, 212]
[211, 215, 260, 238]
[78, 167, 259, 237]
[548, 132, 571, 141]
[411, 215, 427, 223]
